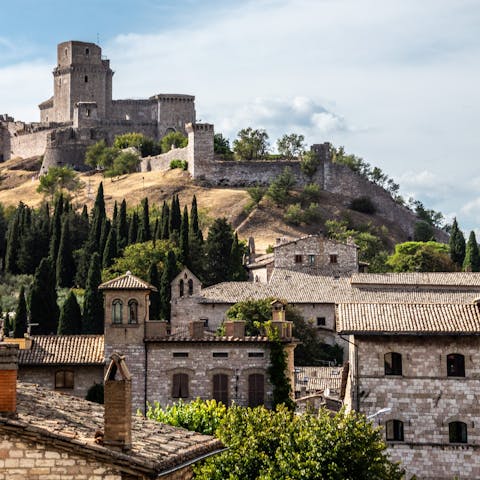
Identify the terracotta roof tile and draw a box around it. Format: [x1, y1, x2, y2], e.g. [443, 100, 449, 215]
[350, 272, 480, 287]
[99, 272, 157, 291]
[1, 382, 223, 476]
[295, 366, 344, 393]
[336, 302, 480, 334]
[19, 335, 104, 365]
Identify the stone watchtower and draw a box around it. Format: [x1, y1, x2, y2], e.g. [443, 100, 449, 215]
[48, 41, 113, 123]
[99, 271, 157, 412]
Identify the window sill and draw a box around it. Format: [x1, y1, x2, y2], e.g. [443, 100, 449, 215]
[110, 323, 140, 328]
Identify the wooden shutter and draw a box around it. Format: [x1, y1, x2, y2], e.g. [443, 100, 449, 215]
[172, 373, 189, 398]
[213, 374, 228, 405]
[248, 374, 264, 407]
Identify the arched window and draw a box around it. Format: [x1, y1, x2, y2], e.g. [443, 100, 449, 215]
[128, 299, 138, 324]
[386, 420, 404, 441]
[112, 299, 123, 324]
[449, 421, 467, 443]
[447, 353, 465, 377]
[179, 279, 184, 297]
[384, 352, 402, 376]
[213, 374, 229, 405]
[172, 373, 189, 398]
[188, 279, 194, 296]
[248, 373, 265, 407]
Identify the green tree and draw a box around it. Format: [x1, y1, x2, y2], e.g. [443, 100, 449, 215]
[205, 218, 234, 285]
[179, 206, 189, 265]
[56, 216, 75, 287]
[169, 195, 182, 236]
[387, 241, 456, 272]
[233, 127, 270, 160]
[414, 220, 435, 242]
[13, 286, 28, 338]
[229, 233, 247, 281]
[266, 167, 296, 206]
[299, 150, 320, 178]
[49, 193, 64, 262]
[3, 312, 11, 337]
[128, 211, 139, 245]
[104, 151, 140, 177]
[58, 290, 82, 335]
[160, 201, 170, 240]
[449, 218, 466, 267]
[113, 132, 158, 157]
[148, 263, 161, 320]
[137, 197, 151, 242]
[5, 203, 24, 274]
[276, 133, 305, 158]
[37, 166, 82, 200]
[159, 250, 178, 321]
[463, 231, 480, 272]
[82, 253, 104, 334]
[160, 132, 188, 153]
[102, 227, 117, 269]
[213, 133, 232, 156]
[116, 199, 128, 251]
[29, 257, 59, 334]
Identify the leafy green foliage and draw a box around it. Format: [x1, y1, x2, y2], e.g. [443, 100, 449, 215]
[276, 133, 305, 158]
[233, 127, 270, 160]
[449, 218, 466, 267]
[299, 150, 320, 178]
[104, 151, 140, 177]
[247, 185, 267, 205]
[37, 166, 83, 199]
[85, 141, 118, 170]
[349, 196, 376, 214]
[58, 290, 82, 335]
[300, 183, 322, 204]
[82, 253, 104, 334]
[113, 132, 159, 157]
[13, 286, 28, 338]
[146, 398, 227, 436]
[463, 231, 480, 272]
[284, 202, 321, 225]
[266, 167, 296, 206]
[86, 383, 104, 404]
[160, 132, 188, 153]
[169, 159, 188, 170]
[409, 199, 444, 229]
[387, 241, 456, 272]
[213, 133, 233, 157]
[413, 220, 434, 242]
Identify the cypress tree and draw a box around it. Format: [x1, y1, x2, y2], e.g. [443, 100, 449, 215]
[5, 203, 24, 274]
[13, 286, 28, 338]
[3, 313, 11, 337]
[112, 201, 118, 225]
[190, 195, 201, 238]
[179, 206, 189, 265]
[17, 207, 39, 274]
[204, 218, 234, 285]
[29, 257, 59, 334]
[58, 291, 82, 335]
[99, 218, 111, 263]
[49, 193, 64, 261]
[153, 218, 159, 242]
[169, 195, 181, 235]
[449, 218, 466, 267]
[148, 263, 161, 320]
[159, 250, 177, 321]
[56, 216, 75, 288]
[463, 231, 480, 272]
[103, 227, 117, 269]
[230, 232, 247, 280]
[117, 199, 128, 251]
[139, 197, 151, 242]
[82, 252, 104, 334]
[128, 211, 139, 245]
[161, 201, 170, 240]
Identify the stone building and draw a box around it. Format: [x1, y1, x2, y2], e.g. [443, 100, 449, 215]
[0, 343, 223, 480]
[337, 299, 480, 479]
[100, 271, 296, 413]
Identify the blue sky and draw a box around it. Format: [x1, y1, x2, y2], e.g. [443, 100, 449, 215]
[1, 0, 480, 234]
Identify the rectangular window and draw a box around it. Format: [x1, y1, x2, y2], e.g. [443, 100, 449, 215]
[213, 352, 228, 358]
[213, 374, 229, 405]
[173, 352, 189, 358]
[308, 254, 315, 266]
[172, 373, 189, 398]
[55, 371, 74, 389]
[316, 317, 326, 327]
[201, 318, 209, 328]
[329, 254, 338, 264]
[294, 254, 303, 264]
[248, 352, 264, 358]
[248, 373, 265, 407]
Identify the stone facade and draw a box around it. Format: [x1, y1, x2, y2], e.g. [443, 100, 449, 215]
[345, 335, 480, 479]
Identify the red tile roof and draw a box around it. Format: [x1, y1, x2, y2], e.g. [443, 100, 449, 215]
[99, 272, 157, 291]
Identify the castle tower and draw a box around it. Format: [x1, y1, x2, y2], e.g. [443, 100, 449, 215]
[186, 123, 214, 178]
[52, 41, 113, 123]
[99, 271, 157, 413]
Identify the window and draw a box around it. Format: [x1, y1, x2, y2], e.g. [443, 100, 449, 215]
[85, 109, 91, 117]
[173, 352, 189, 358]
[201, 318, 209, 328]
[384, 352, 402, 376]
[449, 421, 467, 443]
[308, 254, 315, 266]
[172, 373, 189, 398]
[112, 299, 123, 324]
[55, 370, 74, 389]
[248, 373, 265, 407]
[316, 317, 326, 327]
[447, 353, 465, 377]
[128, 299, 138, 324]
[179, 279, 184, 297]
[386, 420, 404, 441]
[84, 75, 89, 83]
[188, 279, 194, 295]
[294, 254, 303, 264]
[85, 48, 90, 55]
[213, 374, 229, 405]
[213, 352, 228, 358]
[329, 254, 338, 264]
[248, 352, 264, 358]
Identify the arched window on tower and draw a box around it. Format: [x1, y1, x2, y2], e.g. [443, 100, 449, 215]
[128, 299, 138, 324]
[188, 279, 194, 296]
[179, 279, 184, 297]
[112, 299, 123, 324]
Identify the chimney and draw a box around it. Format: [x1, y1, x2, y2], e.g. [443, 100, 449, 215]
[270, 300, 293, 339]
[0, 343, 19, 417]
[104, 353, 132, 451]
[189, 320, 205, 339]
[224, 320, 246, 339]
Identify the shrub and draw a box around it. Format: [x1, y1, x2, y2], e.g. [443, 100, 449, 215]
[349, 196, 376, 214]
[86, 383, 104, 404]
[302, 202, 321, 224]
[113, 133, 159, 157]
[247, 185, 266, 205]
[284, 203, 303, 225]
[300, 183, 322, 204]
[104, 151, 140, 177]
[169, 159, 188, 171]
[161, 132, 188, 153]
[266, 167, 296, 206]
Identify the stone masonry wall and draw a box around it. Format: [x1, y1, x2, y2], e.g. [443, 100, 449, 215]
[140, 146, 188, 173]
[18, 365, 103, 399]
[351, 335, 480, 479]
[146, 342, 274, 407]
[9, 128, 52, 159]
[110, 100, 154, 123]
[0, 430, 122, 480]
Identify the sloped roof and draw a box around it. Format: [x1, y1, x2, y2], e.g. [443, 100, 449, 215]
[99, 272, 157, 291]
[295, 366, 344, 393]
[336, 302, 480, 334]
[19, 335, 104, 366]
[350, 272, 480, 287]
[0, 382, 223, 477]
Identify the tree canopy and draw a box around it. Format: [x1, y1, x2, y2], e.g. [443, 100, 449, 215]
[233, 127, 270, 160]
[276, 133, 305, 158]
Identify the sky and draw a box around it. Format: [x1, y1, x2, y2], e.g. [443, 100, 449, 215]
[1, 0, 480, 233]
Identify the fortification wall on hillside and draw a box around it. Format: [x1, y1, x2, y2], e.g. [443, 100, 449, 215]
[110, 99, 154, 123]
[10, 128, 53, 159]
[140, 146, 188, 172]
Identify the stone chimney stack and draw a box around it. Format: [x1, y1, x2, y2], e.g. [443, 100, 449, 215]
[189, 320, 205, 339]
[224, 320, 246, 339]
[270, 300, 293, 339]
[0, 343, 19, 417]
[104, 353, 133, 451]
